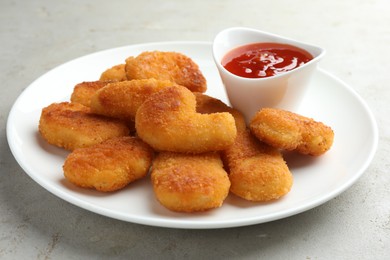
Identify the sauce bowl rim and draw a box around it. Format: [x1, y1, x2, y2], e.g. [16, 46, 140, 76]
[212, 27, 326, 81]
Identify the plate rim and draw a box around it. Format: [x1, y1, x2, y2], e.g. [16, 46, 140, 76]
[6, 41, 378, 229]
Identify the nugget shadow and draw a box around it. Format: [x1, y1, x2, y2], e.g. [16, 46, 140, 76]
[35, 131, 69, 157]
[282, 151, 318, 169]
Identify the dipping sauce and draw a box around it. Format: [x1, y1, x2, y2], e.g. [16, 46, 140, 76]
[222, 42, 313, 78]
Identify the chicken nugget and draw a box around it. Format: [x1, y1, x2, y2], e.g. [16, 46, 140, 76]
[195, 94, 292, 201]
[90, 79, 178, 122]
[125, 51, 207, 93]
[39, 102, 130, 150]
[223, 128, 293, 202]
[135, 86, 237, 153]
[250, 108, 334, 156]
[63, 136, 153, 192]
[194, 92, 246, 131]
[70, 81, 109, 107]
[99, 64, 127, 82]
[151, 152, 230, 212]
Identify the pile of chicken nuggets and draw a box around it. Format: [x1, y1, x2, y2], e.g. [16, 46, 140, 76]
[38, 50, 334, 213]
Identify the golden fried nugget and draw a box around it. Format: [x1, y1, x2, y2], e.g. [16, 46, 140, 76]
[70, 81, 109, 107]
[39, 102, 130, 150]
[250, 108, 334, 156]
[99, 64, 127, 82]
[63, 136, 153, 192]
[90, 79, 178, 122]
[125, 51, 207, 93]
[223, 128, 293, 202]
[194, 92, 246, 131]
[195, 94, 292, 201]
[135, 86, 237, 153]
[151, 152, 230, 212]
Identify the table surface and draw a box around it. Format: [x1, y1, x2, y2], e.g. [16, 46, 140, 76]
[1, 0, 389, 259]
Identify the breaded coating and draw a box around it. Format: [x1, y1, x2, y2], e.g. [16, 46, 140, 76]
[125, 51, 207, 93]
[99, 64, 127, 82]
[39, 102, 130, 150]
[90, 79, 178, 122]
[195, 94, 292, 201]
[70, 81, 109, 107]
[63, 136, 154, 192]
[250, 108, 334, 156]
[194, 92, 246, 131]
[223, 128, 293, 202]
[135, 86, 237, 153]
[151, 152, 230, 212]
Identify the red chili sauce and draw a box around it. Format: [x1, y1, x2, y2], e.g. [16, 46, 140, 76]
[222, 42, 313, 78]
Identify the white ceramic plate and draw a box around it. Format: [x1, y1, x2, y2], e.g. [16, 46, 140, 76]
[7, 42, 378, 229]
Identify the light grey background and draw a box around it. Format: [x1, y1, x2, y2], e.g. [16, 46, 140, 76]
[1, 0, 389, 259]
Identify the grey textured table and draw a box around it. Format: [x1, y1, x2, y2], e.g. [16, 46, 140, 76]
[1, 0, 389, 259]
